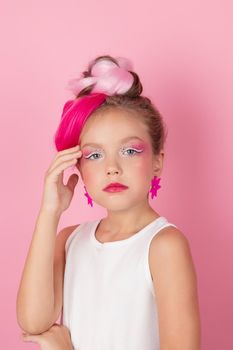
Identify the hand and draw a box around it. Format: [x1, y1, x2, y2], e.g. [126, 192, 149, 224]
[21, 323, 74, 350]
[40, 145, 83, 216]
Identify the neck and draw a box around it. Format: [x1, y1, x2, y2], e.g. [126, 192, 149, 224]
[99, 199, 160, 236]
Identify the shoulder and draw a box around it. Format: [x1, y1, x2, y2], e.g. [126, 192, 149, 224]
[55, 224, 80, 260]
[151, 225, 190, 253]
[57, 224, 80, 241]
[150, 225, 197, 284]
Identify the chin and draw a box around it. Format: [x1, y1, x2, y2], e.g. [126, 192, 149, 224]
[96, 196, 135, 211]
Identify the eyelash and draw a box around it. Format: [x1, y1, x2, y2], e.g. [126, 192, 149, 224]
[85, 148, 143, 160]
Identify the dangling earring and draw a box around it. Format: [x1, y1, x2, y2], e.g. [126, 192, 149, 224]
[149, 175, 161, 199]
[84, 185, 94, 207]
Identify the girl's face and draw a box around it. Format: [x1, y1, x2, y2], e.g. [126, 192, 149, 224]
[77, 108, 163, 211]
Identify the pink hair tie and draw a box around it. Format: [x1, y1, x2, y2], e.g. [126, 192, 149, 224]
[66, 56, 134, 96]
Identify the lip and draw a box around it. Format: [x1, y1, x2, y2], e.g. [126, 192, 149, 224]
[103, 182, 129, 192]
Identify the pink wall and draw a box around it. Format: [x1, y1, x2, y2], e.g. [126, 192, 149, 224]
[1, 0, 232, 349]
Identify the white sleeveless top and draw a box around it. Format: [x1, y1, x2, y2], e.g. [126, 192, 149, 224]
[61, 216, 177, 350]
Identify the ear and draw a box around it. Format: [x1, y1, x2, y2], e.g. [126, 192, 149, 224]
[152, 151, 164, 177]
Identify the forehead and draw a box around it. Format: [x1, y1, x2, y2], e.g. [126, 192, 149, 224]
[80, 108, 149, 146]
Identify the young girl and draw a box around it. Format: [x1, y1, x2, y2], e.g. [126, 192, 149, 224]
[17, 55, 201, 350]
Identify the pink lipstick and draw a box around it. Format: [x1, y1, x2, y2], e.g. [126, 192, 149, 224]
[103, 182, 129, 192]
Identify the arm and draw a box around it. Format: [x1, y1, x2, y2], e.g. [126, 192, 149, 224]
[16, 144, 82, 335]
[16, 209, 61, 334]
[150, 227, 201, 350]
[22, 323, 74, 350]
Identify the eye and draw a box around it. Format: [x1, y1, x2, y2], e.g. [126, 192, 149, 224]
[85, 152, 102, 160]
[122, 148, 143, 156]
[84, 147, 143, 160]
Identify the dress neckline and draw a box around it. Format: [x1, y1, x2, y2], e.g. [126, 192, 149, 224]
[90, 216, 166, 248]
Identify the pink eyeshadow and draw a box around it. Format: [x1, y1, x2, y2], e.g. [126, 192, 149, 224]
[81, 149, 93, 157]
[129, 142, 145, 150]
[81, 142, 147, 156]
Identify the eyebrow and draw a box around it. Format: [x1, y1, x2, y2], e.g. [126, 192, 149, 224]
[81, 136, 145, 148]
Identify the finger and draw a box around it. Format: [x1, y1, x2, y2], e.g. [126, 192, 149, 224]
[55, 145, 80, 159]
[46, 158, 78, 183]
[21, 334, 39, 343]
[49, 150, 82, 173]
[57, 169, 64, 187]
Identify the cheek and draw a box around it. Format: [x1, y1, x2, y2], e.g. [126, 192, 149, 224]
[134, 147, 152, 169]
[83, 172, 92, 184]
[134, 157, 153, 191]
[79, 160, 101, 183]
[136, 164, 151, 183]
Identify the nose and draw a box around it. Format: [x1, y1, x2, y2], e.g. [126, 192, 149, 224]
[107, 169, 119, 175]
[106, 164, 121, 176]
[105, 155, 122, 176]
[108, 170, 119, 175]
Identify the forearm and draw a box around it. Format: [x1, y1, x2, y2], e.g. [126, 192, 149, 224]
[16, 209, 61, 334]
[21, 323, 74, 350]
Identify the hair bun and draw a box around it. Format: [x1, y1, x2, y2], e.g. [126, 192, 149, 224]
[66, 55, 141, 97]
[91, 56, 133, 76]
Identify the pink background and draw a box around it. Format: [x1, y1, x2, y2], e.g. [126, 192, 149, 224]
[1, 0, 232, 349]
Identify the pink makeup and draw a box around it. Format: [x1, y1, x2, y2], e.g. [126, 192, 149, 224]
[82, 142, 146, 157]
[128, 142, 145, 151]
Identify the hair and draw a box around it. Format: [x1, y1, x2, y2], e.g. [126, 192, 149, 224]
[54, 55, 168, 156]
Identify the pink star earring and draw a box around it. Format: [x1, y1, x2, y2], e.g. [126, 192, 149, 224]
[84, 185, 94, 207]
[84, 176, 161, 207]
[149, 175, 161, 199]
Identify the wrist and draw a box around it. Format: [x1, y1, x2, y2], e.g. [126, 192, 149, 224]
[38, 207, 62, 222]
